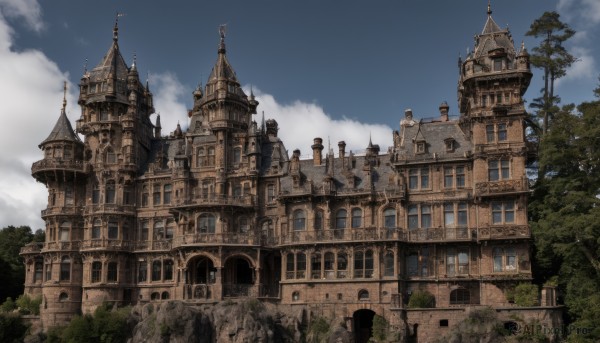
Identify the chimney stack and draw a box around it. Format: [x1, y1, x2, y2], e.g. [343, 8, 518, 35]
[439, 101, 449, 122]
[311, 137, 324, 166]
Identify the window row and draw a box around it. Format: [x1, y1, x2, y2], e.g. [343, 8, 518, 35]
[139, 219, 176, 241]
[285, 250, 394, 279]
[409, 166, 466, 190]
[137, 259, 175, 283]
[91, 182, 134, 205]
[141, 184, 172, 207]
[33, 256, 72, 283]
[89, 219, 131, 240]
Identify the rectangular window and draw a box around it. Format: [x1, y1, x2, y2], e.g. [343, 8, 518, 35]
[45, 263, 52, 281]
[267, 184, 275, 203]
[107, 262, 117, 282]
[421, 205, 431, 228]
[409, 169, 418, 189]
[486, 125, 495, 143]
[457, 249, 469, 274]
[488, 159, 510, 181]
[444, 168, 453, 188]
[482, 95, 487, 107]
[163, 185, 172, 205]
[446, 249, 456, 276]
[153, 185, 161, 206]
[492, 201, 515, 224]
[457, 203, 468, 226]
[456, 167, 465, 188]
[498, 123, 507, 141]
[408, 204, 431, 229]
[108, 222, 118, 239]
[421, 168, 429, 188]
[444, 204, 454, 226]
[494, 59, 502, 71]
[65, 186, 74, 206]
[138, 262, 147, 282]
[408, 205, 418, 230]
[91, 262, 102, 283]
[497, 93, 502, 104]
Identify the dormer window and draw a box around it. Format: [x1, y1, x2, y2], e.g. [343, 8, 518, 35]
[444, 138, 455, 152]
[416, 141, 426, 154]
[493, 58, 502, 71]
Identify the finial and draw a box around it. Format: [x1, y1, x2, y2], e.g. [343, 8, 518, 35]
[114, 12, 125, 42]
[83, 58, 88, 74]
[520, 40, 525, 51]
[132, 52, 137, 68]
[487, 0, 492, 16]
[218, 24, 227, 53]
[62, 81, 67, 111]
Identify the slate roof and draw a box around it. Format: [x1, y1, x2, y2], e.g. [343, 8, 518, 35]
[39, 109, 82, 147]
[396, 119, 472, 161]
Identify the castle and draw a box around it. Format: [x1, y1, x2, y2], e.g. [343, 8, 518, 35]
[21, 5, 562, 342]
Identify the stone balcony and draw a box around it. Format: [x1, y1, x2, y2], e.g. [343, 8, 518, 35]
[42, 241, 81, 252]
[407, 226, 473, 242]
[477, 225, 530, 240]
[31, 159, 85, 182]
[172, 194, 256, 209]
[80, 239, 134, 251]
[83, 204, 136, 215]
[41, 206, 83, 218]
[20, 242, 43, 255]
[474, 178, 529, 197]
[278, 227, 405, 246]
[172, 232, 260, 248]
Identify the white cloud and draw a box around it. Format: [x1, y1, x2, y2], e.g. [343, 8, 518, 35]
[150, 72, 189, 136]
[555, 46, 596, 85]
[0, 5, 74, 230]
[249, 87, 393, 159]
[0, 0, 43, 32]
[558, 0, 600, 25]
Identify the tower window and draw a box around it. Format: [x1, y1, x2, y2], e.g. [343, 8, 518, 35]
[91, 261, 102, 283]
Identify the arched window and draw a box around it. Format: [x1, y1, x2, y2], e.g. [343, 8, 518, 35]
[314, 210, 324, 232]
[152, 260, 162, 281]
[59, 221, 70, 241]
[296, 253, 306, 278]
[154, 220, 164, 240]
[450, 288, 471, 305]
[293, 210, 306, 231]
[161, 291, 170, 300]
[384, 251, 395, 277]
[324, 252, 334, 278]
[92, 219, 101, 239]
[351, 208, 362, 228]
[60, 256, 71, 281]
[383, 208, 396, 228]
[163, 184, 172, 205]
[107, 262, 118, 282]
[92, 183, 100, 204]
[151, 292, 160, 300]
[197, 214, 216, 233]
[91, 261, 102, 283]
[105, 180, 115, 204]
[59, 292, 68, 302]
[358, 289, 370, 300]
[337, 252, 347, 279]
[164, 260, 174, 280]
[311, 253, 321, 279]
[208, 147, 215, 165]
[139, 221, 149, 241]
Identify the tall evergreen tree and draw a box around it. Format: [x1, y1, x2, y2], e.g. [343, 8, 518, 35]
[526, 11, 576, 134]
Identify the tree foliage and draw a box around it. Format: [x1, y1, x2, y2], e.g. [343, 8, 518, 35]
[530, 95, 600, 341]
[526, 11, 576, 135]
[0, 225, 44, 303]
[407, 290, 435, 308]
[0, 312, 28, 343]
[55, 303, 132, 343]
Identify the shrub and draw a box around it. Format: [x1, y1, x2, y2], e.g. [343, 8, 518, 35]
[0, 297, 16, 313]
[514, 283, 539, 307]
[407, 290, 435, 308]
[15, 294, 41, 315]
[0, 312, 28, 343]
[370, 315, 388, 342]
[307, 317, 330, 343]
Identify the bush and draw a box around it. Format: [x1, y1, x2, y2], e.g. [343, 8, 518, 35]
[56, 303, 132, 343]
[370, 315, 388, 342]
[307, 317, 330, 343]
[0, 312, 29, 343]
[407, 290, 435, 308]
[15, 294, 41, 315]
[514, 283, 539, 307]
[0, 297, 16, 313]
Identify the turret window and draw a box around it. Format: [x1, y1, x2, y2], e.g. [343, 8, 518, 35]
[34, 260, 43, 283]
[197, 213, 216, 233]
[267, 184, 276, 203]
[91, 261, 102, 283]
[65, 185, 74, 205]
[59, 221, 70, 241]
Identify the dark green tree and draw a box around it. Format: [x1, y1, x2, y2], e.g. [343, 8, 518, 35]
[529, 96, 600, 341]
[526, 11, 576, 134]
[0, 226, 42, 303]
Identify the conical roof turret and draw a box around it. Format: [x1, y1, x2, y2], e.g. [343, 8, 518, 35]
[207, 25, 239, 84]
[86, 14, 129, 85]
[40, 82, 82, 148]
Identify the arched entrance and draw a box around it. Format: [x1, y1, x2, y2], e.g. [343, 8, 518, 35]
[353, 309, 375, 343]
[186, 256, 216, 300]
[223, 256, 254, 297]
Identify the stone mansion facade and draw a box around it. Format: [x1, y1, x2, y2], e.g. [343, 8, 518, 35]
[21, 6, 562, 342]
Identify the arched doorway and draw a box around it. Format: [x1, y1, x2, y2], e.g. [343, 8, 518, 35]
[186, 256, 216, 300]
[353, 309, 375, 343]
[223, 256, 254, 297]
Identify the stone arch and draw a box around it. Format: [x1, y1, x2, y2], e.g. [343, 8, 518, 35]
[353, 309, 376, 343]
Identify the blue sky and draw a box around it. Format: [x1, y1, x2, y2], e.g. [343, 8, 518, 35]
[1, 0, 599, 230]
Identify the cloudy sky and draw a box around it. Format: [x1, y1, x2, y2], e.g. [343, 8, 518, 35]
[1, 0, 599, 230]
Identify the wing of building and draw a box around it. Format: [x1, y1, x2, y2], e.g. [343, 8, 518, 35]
[21, 6, 561, 342]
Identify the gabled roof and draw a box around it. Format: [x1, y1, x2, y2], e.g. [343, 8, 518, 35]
[39, 109, 82, 147]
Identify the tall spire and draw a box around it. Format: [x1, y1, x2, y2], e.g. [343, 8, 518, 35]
[62, 81, 67, 112]
[218, 24, 227, 54]
[487, 0, 492, 17]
